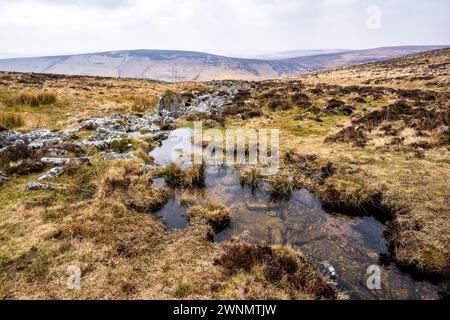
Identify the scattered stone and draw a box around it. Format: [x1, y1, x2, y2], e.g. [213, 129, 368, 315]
[37, 167, 64, 181]
[25, 182, 58, 191]
[41, 157, 91, 166]
[0, 171, 10, 181]
[72, 140, 113, 150]
[103, 152, 138, 161]
[320, 261, 338, 282]
[48, 148, 69, 156]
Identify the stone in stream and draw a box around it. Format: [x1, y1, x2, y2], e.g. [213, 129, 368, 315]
[0, 171, 10, 181]
[37, 167, 64, 181]
[103, 152, 138, 161]
[25, 182, 58, 191]
[41, 157, 92, 166]
[320, 261, 338, 281]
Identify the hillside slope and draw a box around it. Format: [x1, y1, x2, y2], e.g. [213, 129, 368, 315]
[0, 46, 447, 81]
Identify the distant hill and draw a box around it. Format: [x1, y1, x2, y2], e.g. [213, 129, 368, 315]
[0, 46, 447, 81]
[238, 49, 351, 60]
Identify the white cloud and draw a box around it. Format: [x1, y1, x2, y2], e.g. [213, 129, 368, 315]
[0, 0, 449, 57]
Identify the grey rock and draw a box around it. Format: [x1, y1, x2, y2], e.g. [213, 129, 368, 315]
[37, 167, 64, 181]
[0, 171, 10, 181]
[48, 148, 69, 156]
[72, 140, 113, 150]
[320, 261, 338, 281]
[25, 182, 58, 191]
[62, 127, 80, 135]
[28, 137, 64, 150]
[89, 127, 127, 141]
[81, 117, 123, 131]
[103, 152, 138, 161]
[0, 129, 66, 150]
[41, 157, 91, 166]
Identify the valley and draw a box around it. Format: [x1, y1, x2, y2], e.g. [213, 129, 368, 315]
[0, 48, 449, 300]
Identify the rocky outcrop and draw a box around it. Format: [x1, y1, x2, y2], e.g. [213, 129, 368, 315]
[156, 81, 257, 120]
[0, 129, 66, 150]
[1, 81, 255, 180]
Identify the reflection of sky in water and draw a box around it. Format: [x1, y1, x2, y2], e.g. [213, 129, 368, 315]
[150, 128, 202, 167]
[150, 129, 446, 300]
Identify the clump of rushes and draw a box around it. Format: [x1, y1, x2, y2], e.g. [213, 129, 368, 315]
[5, 92, 57, 107]
[0, 113, 24, 130]
[239, 167, 262, 190]
[161, 162, 206, 189]
[180, 198, 196, 207]
[161, 163, 185, 187]
[183, 162, 207, 188]
[131, 95, 158, 113]
[269, 176, 293, 200]
[187, 202, 230, 232]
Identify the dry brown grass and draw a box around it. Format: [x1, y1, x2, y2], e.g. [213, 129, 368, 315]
[0, 113, 24, 130]
[187, 202, 230, 233]
[215, 242, 342, 300]
[0, 155, 342, 300]
[0, 72, 212, 131]
[3, 91, 57, 107]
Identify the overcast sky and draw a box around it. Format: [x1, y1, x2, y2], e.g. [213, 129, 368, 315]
[0, 0, 449, 58]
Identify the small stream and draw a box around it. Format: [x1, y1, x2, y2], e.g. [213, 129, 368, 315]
[150, 128, 446, 300]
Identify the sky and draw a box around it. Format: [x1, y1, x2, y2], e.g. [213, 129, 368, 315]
[0, 0, 449, 58]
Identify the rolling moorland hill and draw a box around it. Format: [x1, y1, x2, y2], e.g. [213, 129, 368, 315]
[0, 48, 448, 299]
[0, 45, 447, 82]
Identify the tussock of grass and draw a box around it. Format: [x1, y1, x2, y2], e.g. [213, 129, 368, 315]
[4, 91, 57, 107]
[215, 242, 340, 300]
[269, 176, 293, 200]
[319, 175, 380, 214]
[160, 162, 206, 189]
[130, 95, 159, 113]
[180, 198, 196, 207]
[183, 162, 207, 188]
[0, 113, 24, 130]
[239, 167, 262, 190]
[161, 163, 185, 187]
[188, 202, 230, 232]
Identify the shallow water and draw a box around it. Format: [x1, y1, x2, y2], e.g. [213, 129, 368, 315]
[150, 128, 446, 300]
